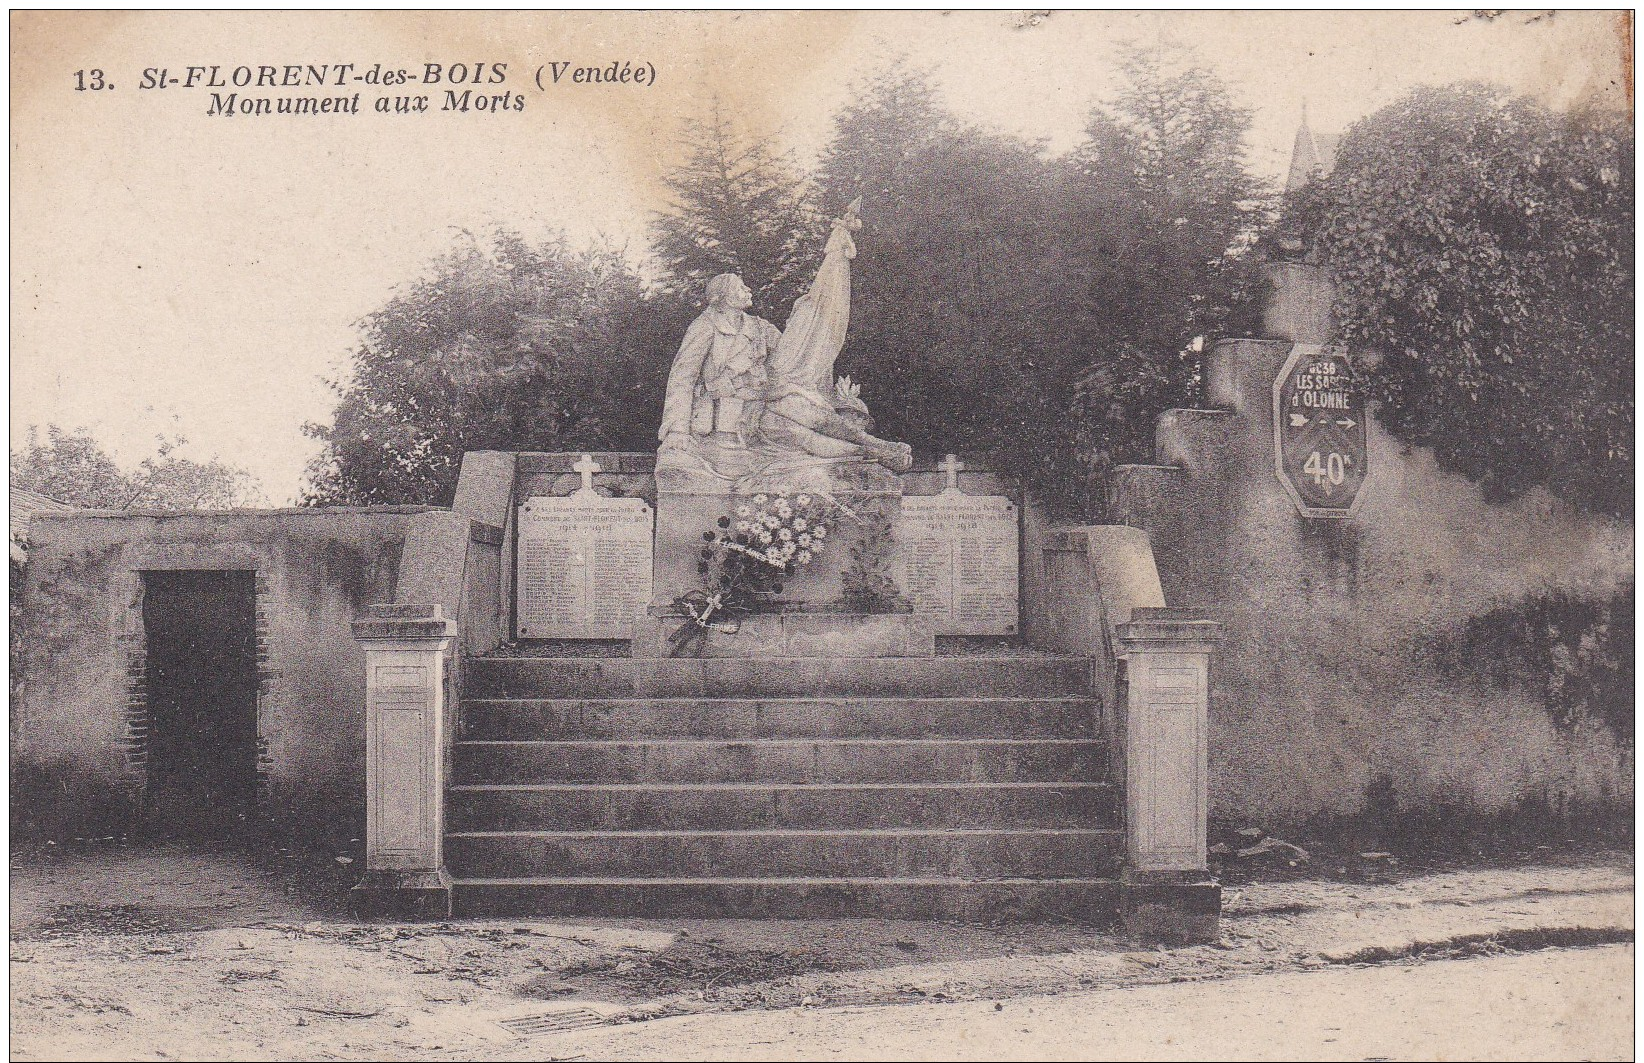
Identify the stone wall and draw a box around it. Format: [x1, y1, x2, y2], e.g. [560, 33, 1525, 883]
[15, 507, 428, 837]
[1110, 337, 1633, 824]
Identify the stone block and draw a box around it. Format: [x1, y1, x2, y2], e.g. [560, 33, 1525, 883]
[1261, 261, 1337, 344]
[650, 482, 737, 609]
[447, 780, 1116, 831]
[458, 695, 1100, 741]
[394, 510, 473, 620]
[453, 736, 1108, 786]
[452, 878, 1120, 922]
[784, 612, 932, 657]
[515, 452, 658, 510]
[1154, 408, 1237, 475]
[901, 467, 1019, 502]
[351, 869, 452, 920]
[445, 827, 1121, 879]
[350, 603, 453, 640]
[464, 655, 1095, 699]
[632, 610, 932, 658]
[1034, 524, 1166, 686]
[1119, 869, 1222, 945]
[517, 452, 659, 475]
[1205, 337, 1293, 422]
[451, 451, 517, 528]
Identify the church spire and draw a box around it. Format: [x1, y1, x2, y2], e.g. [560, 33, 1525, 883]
[1285, 102, 1336, 194]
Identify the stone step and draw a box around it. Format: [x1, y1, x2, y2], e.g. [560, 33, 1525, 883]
[451, 876, 1119, 922]
[459, 697, 1103, 741]
[447, 781, 1118, 831]
[464, 656, 1094, 700]
[453, 738, 1108, 785]
[444, 828, 1122, 879]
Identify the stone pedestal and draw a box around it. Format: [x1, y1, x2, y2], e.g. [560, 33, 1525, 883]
[350, 604, 455, 919]
[1116, 607, 1223, 943]
[651, 473, 738, 610]
[650, 462, 904, 618]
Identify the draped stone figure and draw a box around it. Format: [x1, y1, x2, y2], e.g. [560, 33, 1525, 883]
[656, 199, 912, 490]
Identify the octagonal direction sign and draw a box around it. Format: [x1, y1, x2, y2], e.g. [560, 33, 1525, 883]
[1272, 343, 1369, 518]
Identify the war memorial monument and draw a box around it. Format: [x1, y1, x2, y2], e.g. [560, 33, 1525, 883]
[337, 200, 1223, 938]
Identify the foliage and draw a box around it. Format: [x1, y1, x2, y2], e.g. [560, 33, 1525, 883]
[302, 231, 688, 506]
[650, 102, 825, 322]
[817, 65, 1064, 488]
[837, 505, 907, 612]
[1285, 84, 1633, 516]
[814, 52, 1269, 516]
[305, 49, 1269, 518]
[1059, 45, 1272, 490]
[1434, 584, 1634, 749]
[10, 424, 263, 509]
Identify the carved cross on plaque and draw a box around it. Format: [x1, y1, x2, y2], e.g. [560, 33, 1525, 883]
[572, 453, 602, 496]
[939, 453, 965, 493]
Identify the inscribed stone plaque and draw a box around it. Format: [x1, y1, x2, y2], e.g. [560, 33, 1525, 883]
[895, 490, 1019, 635]
[517, 494, 653, 638]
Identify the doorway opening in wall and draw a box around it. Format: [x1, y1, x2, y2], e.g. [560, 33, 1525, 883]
[141, 570, 259, 838]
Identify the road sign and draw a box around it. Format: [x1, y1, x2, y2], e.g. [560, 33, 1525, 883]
[1272, 344, 1368, 518]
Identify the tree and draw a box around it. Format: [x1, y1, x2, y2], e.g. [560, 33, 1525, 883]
[10, 425, 263, 509]
[1287, 84, 1633, 516]
[650, 102, 824, 323]
[309, 54, 1269, 517]
[811, 63, 1078, 510]
[1057, 44, 1271, 496]
[302, 230, 684, 506]
[816, 58, 954, 212]
[812, 52, 1267, 516]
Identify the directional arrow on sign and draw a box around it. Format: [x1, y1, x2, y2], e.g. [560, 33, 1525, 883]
[1272, 344, 1370, 518]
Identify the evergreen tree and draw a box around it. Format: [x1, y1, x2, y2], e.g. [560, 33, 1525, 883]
[816, 58, 953, 215]
[1058, 43, 1272, 494]
[650, 101, 823, 322]
[813, 52, 1266, 516]
[814, 63, 1067, 496]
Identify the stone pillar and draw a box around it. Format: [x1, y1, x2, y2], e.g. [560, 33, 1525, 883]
[1261, 260, 1337, 345]
[350, 604, 455, 918]
[1116, 607, 1223, 944]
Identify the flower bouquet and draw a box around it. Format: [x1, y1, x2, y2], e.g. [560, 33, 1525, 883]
[667, 488, 833, 655]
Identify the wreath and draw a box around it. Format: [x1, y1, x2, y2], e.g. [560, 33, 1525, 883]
[668, 488, 833, 655]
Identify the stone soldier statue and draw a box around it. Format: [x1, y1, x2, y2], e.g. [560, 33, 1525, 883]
[658, 273, 782, 450]
[656, 199, 911, 487]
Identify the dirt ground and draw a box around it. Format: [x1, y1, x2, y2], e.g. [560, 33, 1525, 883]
[537, 945, 1636, 1062]
[9, 841, 1633, 1062]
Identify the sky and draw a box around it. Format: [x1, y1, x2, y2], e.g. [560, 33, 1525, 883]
[10, 10, 1631, 503]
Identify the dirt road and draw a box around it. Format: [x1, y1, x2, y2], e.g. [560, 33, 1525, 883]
[536, 945, 1635, 1062]
[9, 844, 1632, 1061]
